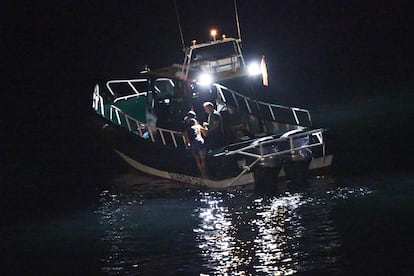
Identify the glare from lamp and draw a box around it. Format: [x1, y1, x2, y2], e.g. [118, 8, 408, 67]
[247, 62, 261, 76]
[197, 73, 213, 86]
[210, 29, 217, 41]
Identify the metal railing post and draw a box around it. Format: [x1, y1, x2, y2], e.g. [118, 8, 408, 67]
[136, 121, 143, 137]
[292, 110, 299, 125]
[115, 109, 121, 124]
[125, 115, 132, 131]
[159, 130, 166, 145]
[171, 133, 178, 148]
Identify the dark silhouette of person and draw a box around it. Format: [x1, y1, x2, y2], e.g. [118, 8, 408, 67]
[202, 102, 224, 151]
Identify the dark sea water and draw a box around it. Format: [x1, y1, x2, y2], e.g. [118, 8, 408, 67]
[2, 92, 414, 275]
[1, 171, 413, 275]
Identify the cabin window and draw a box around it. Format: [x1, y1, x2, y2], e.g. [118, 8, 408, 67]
[192, 41, 238, 62]
[154, 78, 175, 98]
[174, 79, 190, 98]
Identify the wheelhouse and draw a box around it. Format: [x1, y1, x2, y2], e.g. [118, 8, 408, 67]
[180, 37, 246, 81]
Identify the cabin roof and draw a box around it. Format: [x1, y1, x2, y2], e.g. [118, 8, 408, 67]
[187, 37, 241, 51]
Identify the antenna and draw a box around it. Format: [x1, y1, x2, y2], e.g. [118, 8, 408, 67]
[234, 0, 242, 40]
[174, 0, 185, 50]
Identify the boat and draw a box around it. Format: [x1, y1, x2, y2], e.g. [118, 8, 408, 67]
[91, 32, 333, 189]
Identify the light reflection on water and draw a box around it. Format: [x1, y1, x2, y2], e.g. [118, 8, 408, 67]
[194, 193, 246, 274]
[252, 195, 303, 275]
[96, 175, 373, 275]
[98, 191, 141, 275]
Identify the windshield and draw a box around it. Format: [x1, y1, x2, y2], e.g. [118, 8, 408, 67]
[191, 41, 238, 62]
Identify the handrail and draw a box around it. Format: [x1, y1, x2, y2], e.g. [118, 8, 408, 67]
[114, 94, 141, 103]
[101, 101, 322, 157]
[221, 128, 326, 187]
[100, 77, 311, 127]
[224, 128, 325, 158]
[214, 83, 312, 126]
[92, 82, 186, 149]
[106, 79, 149, 97]
[108, 104, 185, 148]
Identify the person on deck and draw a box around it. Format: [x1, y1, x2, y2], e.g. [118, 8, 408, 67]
[183, 111, 207, 178]
[202, 101, 224, 151]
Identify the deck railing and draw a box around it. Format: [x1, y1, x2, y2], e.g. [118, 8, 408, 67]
[108, 104, 186, 148]
[106, 79, 149, 97]
[96, 76, 312, 127]
[223, 128, 325, 159]
[220, 128, 326, 187]
[93, 81, 315, 151]
[93, 83, 185, 148]
[214, 83, 312, 126]
[106, 101, 324, 157]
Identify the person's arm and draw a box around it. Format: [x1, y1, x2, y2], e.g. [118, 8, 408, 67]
[202, 122, 209, 136]
[200, 124, 207, 137]
[207, 114, 220, 133]
[183, 130, 190, 148]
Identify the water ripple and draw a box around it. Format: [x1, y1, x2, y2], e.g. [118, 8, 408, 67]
[95, 176, 373, 275]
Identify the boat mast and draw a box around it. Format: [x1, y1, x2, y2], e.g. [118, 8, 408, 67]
[174, 0, 185, 50]
[234, 0, 242, 41]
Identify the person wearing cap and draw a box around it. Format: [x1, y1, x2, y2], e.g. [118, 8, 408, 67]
[187, 110, 196, 119]
[202, 102, 224, 151]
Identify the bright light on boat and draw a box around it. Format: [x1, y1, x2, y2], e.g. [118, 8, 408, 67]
[247, 61, 261, 76]
[197, 73, 213, 86]
[210, 29, 217, 41]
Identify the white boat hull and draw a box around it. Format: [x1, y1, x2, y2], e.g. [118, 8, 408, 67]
[114, 149, 333, 189]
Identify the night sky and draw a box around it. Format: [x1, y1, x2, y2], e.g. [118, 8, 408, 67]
[5, 1, 411, 92]
[2, 1, 412, 191]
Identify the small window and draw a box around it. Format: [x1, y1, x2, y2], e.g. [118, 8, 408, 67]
[155, 78, 175, 98]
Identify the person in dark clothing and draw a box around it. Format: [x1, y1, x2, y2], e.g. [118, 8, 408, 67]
[183, 112, 207, 178]
[202, 101, 224, 151]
